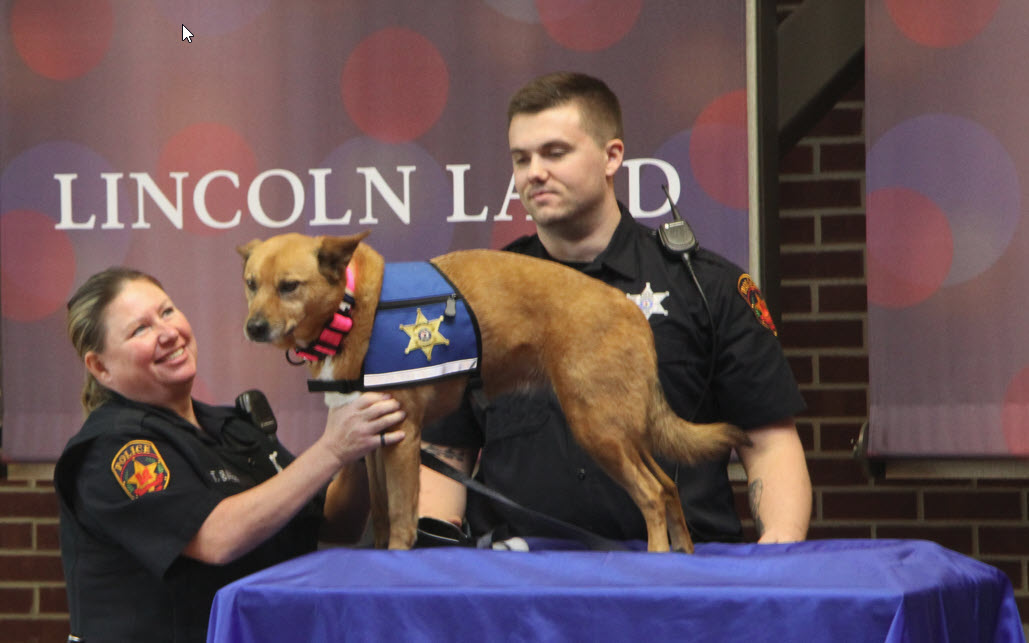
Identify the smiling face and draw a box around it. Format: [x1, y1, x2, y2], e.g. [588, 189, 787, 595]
[508, 101, 624, 230]
[84, 279, 198, 410]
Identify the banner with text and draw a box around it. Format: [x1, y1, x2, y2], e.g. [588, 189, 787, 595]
[1, 1, 750, 460]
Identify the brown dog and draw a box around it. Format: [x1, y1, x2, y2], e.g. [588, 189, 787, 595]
[237, 231, 747, 552]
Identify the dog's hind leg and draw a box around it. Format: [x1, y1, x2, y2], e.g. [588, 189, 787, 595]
[595, 442, 672, 552]
[642, 450, 694, 553]
[557, 395, 673, 551]
[622, 454, 674, 552]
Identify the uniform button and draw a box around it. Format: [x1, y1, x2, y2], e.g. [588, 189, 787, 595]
[248, 458, 256, 467]
[576, 468, 587, 480]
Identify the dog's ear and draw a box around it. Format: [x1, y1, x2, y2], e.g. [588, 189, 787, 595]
[237, 239, 261, 263]
[317, 232, 371, 283]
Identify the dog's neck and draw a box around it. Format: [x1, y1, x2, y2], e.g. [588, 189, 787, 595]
[299, 242, 385, 399]
[292, 266, 356, 362]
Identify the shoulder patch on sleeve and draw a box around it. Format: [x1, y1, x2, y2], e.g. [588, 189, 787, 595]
[110, 440, 170, 499]
[737, 274, 777, 336]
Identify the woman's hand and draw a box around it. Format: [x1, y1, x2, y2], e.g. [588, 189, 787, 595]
[320, 392, 407, 466]
[184, 392, 407, 564]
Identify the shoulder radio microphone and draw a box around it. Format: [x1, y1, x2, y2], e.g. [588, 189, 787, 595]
[657, 184, 698, 256]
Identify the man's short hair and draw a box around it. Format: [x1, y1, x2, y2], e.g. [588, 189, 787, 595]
[507, 72, 623, 145]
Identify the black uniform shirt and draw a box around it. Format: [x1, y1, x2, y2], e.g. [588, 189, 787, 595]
[55, 394, 323, 642]
[423, 204, 805, 543]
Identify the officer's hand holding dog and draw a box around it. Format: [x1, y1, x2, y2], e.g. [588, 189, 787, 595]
[321, 392, 406, 465]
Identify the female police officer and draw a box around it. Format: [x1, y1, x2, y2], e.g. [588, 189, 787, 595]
[56, 267, 406, 642]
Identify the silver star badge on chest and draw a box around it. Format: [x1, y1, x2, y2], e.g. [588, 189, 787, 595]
[626, 282, 670, 319]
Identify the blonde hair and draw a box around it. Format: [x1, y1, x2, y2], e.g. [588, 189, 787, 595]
[66, 268, 163, 415]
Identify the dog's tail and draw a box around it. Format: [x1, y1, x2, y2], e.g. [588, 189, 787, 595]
[647, 385, 751, 464]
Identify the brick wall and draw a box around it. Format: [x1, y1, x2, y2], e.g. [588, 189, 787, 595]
[0, 465, 68, 642]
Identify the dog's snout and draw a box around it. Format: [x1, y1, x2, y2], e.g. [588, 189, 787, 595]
[245, 317, 271, 342]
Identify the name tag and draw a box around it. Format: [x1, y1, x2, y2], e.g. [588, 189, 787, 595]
[209, 469, 241, 484]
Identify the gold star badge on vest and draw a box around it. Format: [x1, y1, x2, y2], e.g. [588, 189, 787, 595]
[627, 282, 670, 320]
[399, 308, 450, 360]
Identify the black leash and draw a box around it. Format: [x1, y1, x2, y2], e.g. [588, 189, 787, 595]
[418, 448, 627, 551]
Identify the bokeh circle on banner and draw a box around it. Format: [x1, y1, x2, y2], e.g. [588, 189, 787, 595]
[689, 90, 749, 211]
[341, 28, 450, 143]
[865, 187, 953, 309]
[10, 0, 114, 80]
[1001, 366, 1029, 455]
[0, 141, 132, 301]
[536, 0, 643, 52]
[1, 210, 77, 321]
[885, 0, 1001, 48]
[304, 137, 452, 261]
[867, 113, 1019, 290]
[649, 130, 749, 270]
[156, 122, 259, 236]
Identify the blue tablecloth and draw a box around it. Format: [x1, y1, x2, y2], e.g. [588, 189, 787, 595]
[208, 539, 1024, 643]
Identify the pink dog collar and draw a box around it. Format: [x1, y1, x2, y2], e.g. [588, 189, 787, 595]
[289, 266, 356, 363]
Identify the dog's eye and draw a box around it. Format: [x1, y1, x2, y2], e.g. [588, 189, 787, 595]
[245, 277, 257, 292]
[278, 280, 301, 295]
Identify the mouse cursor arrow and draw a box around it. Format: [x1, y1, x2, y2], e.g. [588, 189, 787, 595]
[182, 24, 194, 43]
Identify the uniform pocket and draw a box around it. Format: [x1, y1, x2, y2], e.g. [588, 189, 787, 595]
[484, 390, 557, 442]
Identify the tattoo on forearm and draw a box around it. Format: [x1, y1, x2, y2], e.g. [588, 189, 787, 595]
[748, 479, 765, 536]
[422, 443, 472, 467]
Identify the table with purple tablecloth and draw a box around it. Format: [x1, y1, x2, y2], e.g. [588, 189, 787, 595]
[208, 539, 1025, 643]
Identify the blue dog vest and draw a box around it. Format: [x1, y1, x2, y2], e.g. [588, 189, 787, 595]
[308, 262, 481, 392]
